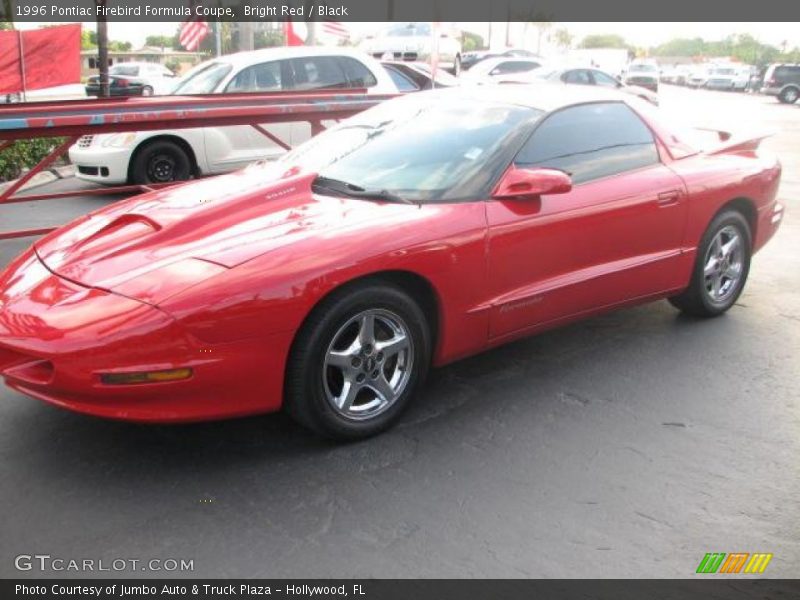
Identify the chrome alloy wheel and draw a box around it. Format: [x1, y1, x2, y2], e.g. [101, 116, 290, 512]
[323, 309, 414, 420]
[704, 225, 744, 303]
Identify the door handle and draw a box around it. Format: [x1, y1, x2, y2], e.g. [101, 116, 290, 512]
[656, 190, 681, 207]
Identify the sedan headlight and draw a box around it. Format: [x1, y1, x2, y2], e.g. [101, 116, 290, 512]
[100, 133, 138, 148]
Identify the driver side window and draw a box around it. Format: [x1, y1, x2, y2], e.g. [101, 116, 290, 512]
[514, 102, 660, 184]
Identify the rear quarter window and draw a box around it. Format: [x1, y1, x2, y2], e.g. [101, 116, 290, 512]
[339, 57, 379, 88]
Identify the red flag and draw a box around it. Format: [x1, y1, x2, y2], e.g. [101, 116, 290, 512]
[179, 18, 210, 51]
[0, 24, 81, 94]
[284, 21, 304, 46]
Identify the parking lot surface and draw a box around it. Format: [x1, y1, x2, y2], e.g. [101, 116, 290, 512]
[0, 85, 798, 578]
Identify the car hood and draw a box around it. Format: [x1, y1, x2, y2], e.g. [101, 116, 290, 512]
[34, 167, 414, 305]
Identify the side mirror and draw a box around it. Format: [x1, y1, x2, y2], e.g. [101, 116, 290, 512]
[492, 167, 572, 200]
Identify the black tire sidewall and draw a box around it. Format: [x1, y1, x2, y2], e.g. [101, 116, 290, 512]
[779, 87, 799, 104]
[131, 140, 191, 184]
[286, 284, 431, 440]
[693, 211, 752, 315]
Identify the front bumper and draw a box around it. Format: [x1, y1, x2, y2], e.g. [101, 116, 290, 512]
[0, 249, 290, 422]
[68, 142, 132, 185]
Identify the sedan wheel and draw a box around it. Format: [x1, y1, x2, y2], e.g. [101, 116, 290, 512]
[130, 140, 191, 184]
[669, 210, 751, 317]
[285, 283, 431, 440]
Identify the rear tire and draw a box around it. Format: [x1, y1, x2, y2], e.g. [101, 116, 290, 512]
[284, 282, 431, 440]
[778, 86, 799, 104]
[668, 210, 751, 318]
[130, 140, 191, 184]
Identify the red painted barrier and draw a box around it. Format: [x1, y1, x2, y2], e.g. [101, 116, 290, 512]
[0, 90, 392, 240]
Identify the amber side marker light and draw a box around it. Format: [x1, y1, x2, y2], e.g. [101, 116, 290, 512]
[100, 368, 193, 385]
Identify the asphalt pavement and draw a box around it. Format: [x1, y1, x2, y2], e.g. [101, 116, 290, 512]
[0, 85, 798, 578]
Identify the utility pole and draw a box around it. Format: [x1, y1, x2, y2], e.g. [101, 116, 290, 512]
[95, 0, 109, 98]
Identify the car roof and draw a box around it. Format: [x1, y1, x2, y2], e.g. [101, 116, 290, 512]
[214, 46, 373, 68]
[422, 82, 639, 112]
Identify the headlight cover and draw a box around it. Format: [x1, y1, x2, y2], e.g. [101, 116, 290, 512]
[101, 133, 138, 148]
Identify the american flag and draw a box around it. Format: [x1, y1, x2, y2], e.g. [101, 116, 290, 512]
[322, 20, 349, 40]
[179, 18, 210, 52]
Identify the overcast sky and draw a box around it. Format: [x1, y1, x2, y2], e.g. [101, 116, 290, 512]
[13, 21, 800, 50]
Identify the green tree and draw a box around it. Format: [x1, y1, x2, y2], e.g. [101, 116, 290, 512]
[461, 30, 485, 52]
[553, 28, 573, 51]
[145, 34, 178, 49]
[579, 34, 630, 50]
[254, 28, 283, 49]
[81, 29, 96, 49]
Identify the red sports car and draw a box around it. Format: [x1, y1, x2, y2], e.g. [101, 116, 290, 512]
[0, 86, 784, 439]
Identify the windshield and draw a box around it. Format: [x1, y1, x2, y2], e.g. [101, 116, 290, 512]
[711, 68, 736, 75]
[412, 63, 460, 86]
[385, 23, 432, 37]
[272, 94, 541, 202]
[630, 64, 657, 72]
[172, 62, 232, 94]
[110, 65, 139, 76]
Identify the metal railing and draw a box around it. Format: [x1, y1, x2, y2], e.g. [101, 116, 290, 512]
[0, 90, 393, 240]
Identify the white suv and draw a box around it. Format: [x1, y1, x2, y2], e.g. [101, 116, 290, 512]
[69, 47, 398, 185]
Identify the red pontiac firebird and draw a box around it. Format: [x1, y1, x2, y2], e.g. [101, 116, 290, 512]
[0, 86, 784, 439]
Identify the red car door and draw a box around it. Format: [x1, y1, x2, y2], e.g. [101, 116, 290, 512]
[486, 101, 687, 339]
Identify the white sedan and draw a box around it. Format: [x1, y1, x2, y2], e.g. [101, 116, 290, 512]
[69, 47, 398, 185]
[460, 56, 545, 82]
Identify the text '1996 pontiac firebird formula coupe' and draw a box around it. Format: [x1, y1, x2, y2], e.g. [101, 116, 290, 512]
[0, 85, 784, 439]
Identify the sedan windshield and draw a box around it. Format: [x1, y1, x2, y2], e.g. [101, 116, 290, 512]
[274, 94, 542, 202]
[172, 62, 232, 94]
[110, 65, 139, 77]
[385, 23, 432, 37]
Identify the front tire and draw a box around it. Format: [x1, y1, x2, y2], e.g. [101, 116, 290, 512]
[284, 282, 431, 440]
[130, 140, 191, 184]
[669, 210, 751, 317]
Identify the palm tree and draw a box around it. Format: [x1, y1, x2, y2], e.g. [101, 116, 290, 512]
[553, 28, 573, 51]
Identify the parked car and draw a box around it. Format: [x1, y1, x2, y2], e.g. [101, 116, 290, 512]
[461, 48, 538, 71]
[761, 63, 800, 104]
[360, 22, 463, 75]
[705, 66, 751, 91]
[461, 56, 544, 81]
[686, 66, 712, 89]
[69, 47, 398, 185]
[623, 61, 659, 92]
[2, 85, 783, 439]
[502, 67, 659, 105]
[381, 60, 460, 92]
[85, 62, 177, 97]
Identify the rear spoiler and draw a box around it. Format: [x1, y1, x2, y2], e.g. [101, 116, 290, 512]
[695, 127, 775, 156]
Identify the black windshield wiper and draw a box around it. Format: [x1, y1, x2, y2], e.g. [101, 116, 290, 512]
[313, 176, 416, 205]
